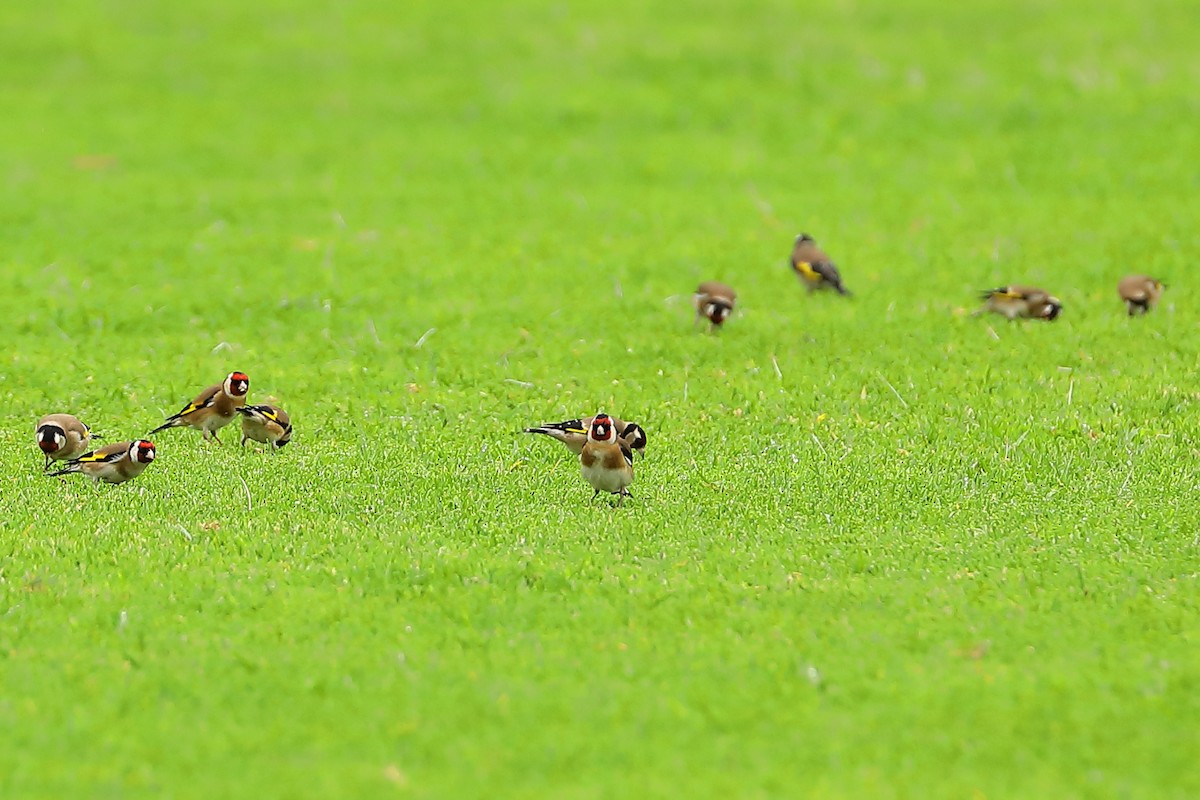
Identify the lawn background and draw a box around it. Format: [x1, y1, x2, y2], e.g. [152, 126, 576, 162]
[1, 0, 1198, 797]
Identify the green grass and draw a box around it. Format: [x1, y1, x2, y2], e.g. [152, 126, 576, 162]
[2, 0, 1198, 796]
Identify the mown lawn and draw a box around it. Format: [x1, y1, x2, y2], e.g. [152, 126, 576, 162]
[1, 0, 1197, 797]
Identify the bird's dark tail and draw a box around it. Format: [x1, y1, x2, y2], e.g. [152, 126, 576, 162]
[148, 420, 176, 435]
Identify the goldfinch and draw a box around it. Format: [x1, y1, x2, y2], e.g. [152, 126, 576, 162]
[579, 412, 634, 506]
[693, 281, 737, 330]
[524, 415, 647, 457]
[35, 413, 95, 470]
[1117, 275, 1165, 316]
[237, 404, 292, 449]
[150, 371, 249, 442]
[978, 286, 1063, 321]
[790, 233, 850, 295]
[47, 440, 156, 484]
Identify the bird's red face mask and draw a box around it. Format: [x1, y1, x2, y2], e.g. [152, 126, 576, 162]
[226, 372, 250, 397]
[589, 414, 615, 443]
[133, 440, 157, 463]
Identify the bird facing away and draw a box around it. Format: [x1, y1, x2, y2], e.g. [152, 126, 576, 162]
[1117, 275, 1165, 316]
[36, 413, 95, 470]
[237, 404, 292, 449]
[790, 234, 850, 295]
[524, 415, 647, 458]
[693, 281, 737, 330]
[150, 371, 249, 442]
[978, 286, 1062, 321]
[47, 440, 156, 484]
[580, 412, 634, 506]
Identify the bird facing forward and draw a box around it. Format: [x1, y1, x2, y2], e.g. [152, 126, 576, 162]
[978, 286, 1062, 321]
[693, 281, 737, 330]
[524, 415, 647, 458]
[1117, 275, 1165, 316]
[237, 404, 292, 449]
[790, 234, 850, 295]
[579, 412, 634, 506]
[36, 413, 95, 470]
[150, 371, 249, 442]
[47, 440, 156, 485]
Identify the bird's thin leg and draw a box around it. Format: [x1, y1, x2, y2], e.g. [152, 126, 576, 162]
[590, 489, 600, 503]
[240, 435, 248, 448]
[43, 454, 52, 471]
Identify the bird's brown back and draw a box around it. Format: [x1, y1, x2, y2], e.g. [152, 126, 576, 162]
[791, 239, 831, 266]
[38, 413, 88, 436]
[697, 281, 736, 302]
[1117, 275, 1159, 302]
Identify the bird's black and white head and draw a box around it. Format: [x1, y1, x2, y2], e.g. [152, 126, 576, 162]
[588, 413, 616, 444]
[704, 300, 733, 326]
[131, 440, 157, 464]
[796, 233, 815, 244]
[1040, 299, 1063, 321]
[276, 424, 293, 448]
[37, 424, 66, 455]
[620, 422, 648, 453]
[225, 371, 250, 398]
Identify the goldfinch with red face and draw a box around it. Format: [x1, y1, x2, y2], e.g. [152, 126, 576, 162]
[47, 440, 156, 484]
[978, 286, 1062, 321]
[237, 404, 292, 449]
[790, 234, 850, 295]
[580, 412, 634, 506]
[524, 415, 647, 457]
[1117, 275, 1165, 316]
[150, 371, 249, 442]
[35, 413, 95, 470]
[693, 281, 737, 330]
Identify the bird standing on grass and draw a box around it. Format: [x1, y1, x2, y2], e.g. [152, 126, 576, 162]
[693, 281, 737, 330]
[47, 440, 156, 484]
[1117, 275, 1165, 316]
[150, 371, 249, 442]
[790, 234, 850, 295]
[237, 404, 292, 449]
[524, 415, 647, 458]
[977, 286, 1062, 321]
[35, 413, 96, 470]
[580, 412, 634, 506]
